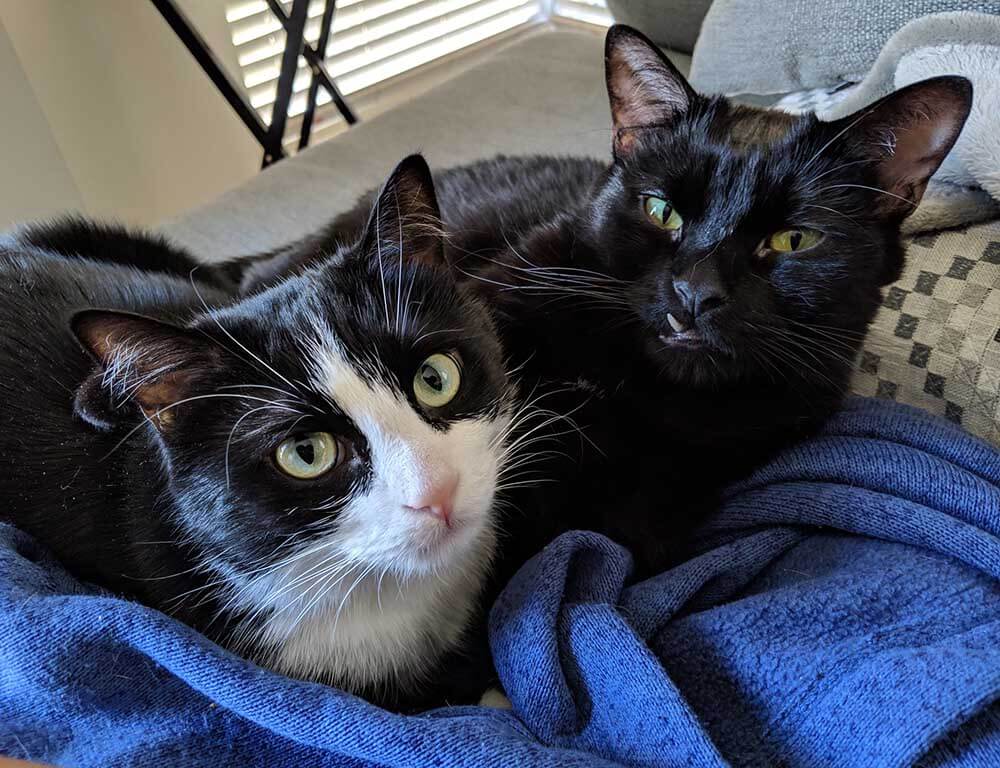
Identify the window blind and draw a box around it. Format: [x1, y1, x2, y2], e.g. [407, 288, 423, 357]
[225, 0, 542, 124]
[551, 0, 611, 27]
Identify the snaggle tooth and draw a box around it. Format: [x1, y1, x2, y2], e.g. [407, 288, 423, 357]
[667, 313, 687, 333]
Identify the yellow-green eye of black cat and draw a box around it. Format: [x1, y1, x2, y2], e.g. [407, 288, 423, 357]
[275, 432, 340, 479]
[414, 353, 461, 408]
[767, 228, 823, 253]
[642, 196, 683, 232]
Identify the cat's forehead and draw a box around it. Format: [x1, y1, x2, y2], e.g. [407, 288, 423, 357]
[207, 261, 504, 417]
[271, 271, 443, 359]
[267, 258, 462, 333]
[699, 108, 814, 178]
[634, 104, 811, 183]
[631, 105, 827, 231]
[712, 103, 805, 151]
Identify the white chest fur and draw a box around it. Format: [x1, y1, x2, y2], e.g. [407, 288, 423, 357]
[221, 524, 495, 693]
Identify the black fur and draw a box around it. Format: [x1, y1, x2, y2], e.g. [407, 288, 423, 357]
[0, 157, 514, 710]
[235, 28, 971, 574]
[15, 216, 240, 292]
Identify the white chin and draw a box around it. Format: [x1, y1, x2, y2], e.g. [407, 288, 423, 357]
[407, 516, 482, 574]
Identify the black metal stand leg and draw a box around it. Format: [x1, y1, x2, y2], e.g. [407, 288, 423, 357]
[152, 0, 357, 166]
[263, 0, 309, 167]
[265, 0, 358, 131]
[299, 0, 337, 149]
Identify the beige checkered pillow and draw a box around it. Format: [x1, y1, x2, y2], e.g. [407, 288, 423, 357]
[851, 219, 1000, 445]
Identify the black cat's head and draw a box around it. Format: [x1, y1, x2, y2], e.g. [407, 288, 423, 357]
[71, 156, 517, 687]
[586, 25, 971, 391]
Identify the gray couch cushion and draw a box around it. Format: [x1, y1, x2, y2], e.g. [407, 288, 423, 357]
[690, 0, 1000, 95]
[852, 220, 1000, 446]
[605, 0, 712, 54]
[163, 28, 691, 260]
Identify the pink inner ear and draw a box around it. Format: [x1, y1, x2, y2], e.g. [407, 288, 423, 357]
[367, 155, 447, 269]
[73, 310, 216, 431]
[606, 33, 691, 155]
[877, 117, 956, 208]
[373, 187, 445, 269]
[855, 77, 972, 218]
[608, 57, 688, 127]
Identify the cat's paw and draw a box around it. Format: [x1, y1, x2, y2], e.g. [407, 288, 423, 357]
[478, 687, 512, 709]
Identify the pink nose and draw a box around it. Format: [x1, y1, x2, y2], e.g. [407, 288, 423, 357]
[404, 474, 459, 527]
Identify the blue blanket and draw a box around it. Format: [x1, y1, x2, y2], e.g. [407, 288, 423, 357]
[2, 397, 999, 767]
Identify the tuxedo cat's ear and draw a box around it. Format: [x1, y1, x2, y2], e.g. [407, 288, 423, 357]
[605, 24, 695, 157]
[361, 154, 447, 269]
[71, 310, 219, 431]
[831, 76, 972, 221]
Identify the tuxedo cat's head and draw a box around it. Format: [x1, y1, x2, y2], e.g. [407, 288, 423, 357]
[72, 156, 515, 691]
[587, 25, 971, 389]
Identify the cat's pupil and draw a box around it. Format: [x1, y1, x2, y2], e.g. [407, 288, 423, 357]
[790, 231, 802, 249]
[421, 366, 443, 392]
[295, 442, 315, 464]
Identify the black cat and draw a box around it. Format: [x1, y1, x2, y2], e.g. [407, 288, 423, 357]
[0, 156, 528, 710]
[232, 26, 971, 573]
[10, 216, 239, 291]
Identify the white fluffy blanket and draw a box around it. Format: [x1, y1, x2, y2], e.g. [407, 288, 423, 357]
[778, 12, 1000, 234]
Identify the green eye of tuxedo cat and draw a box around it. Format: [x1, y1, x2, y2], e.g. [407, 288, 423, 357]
[642, 195, 684, 232]
[767, 228, 823, 253]
[414, 353, 461, 408]
[275, 432, 341, 479]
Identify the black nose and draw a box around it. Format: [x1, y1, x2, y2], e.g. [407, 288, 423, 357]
[673, 274, 728, 318]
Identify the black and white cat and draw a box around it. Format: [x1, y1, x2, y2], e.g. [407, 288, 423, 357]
[0, 155, 523, 709]
[233, 26, 972, 572]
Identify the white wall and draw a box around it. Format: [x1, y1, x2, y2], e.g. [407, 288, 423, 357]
[0, 0, 260, 229]
[0, 15, 84, 229]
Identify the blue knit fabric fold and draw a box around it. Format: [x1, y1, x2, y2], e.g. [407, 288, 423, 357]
[3, 397, 999, 767]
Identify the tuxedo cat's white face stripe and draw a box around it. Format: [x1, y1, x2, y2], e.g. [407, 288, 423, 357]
[304, 328, 506, 579]
[230, 328, 507, 688]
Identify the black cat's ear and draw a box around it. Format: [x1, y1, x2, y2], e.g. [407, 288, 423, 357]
[72, 310, 218, 431]
[605, 24, 696, 157]
[831, 76, 972, 220]
[361, 154, 447, 269]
